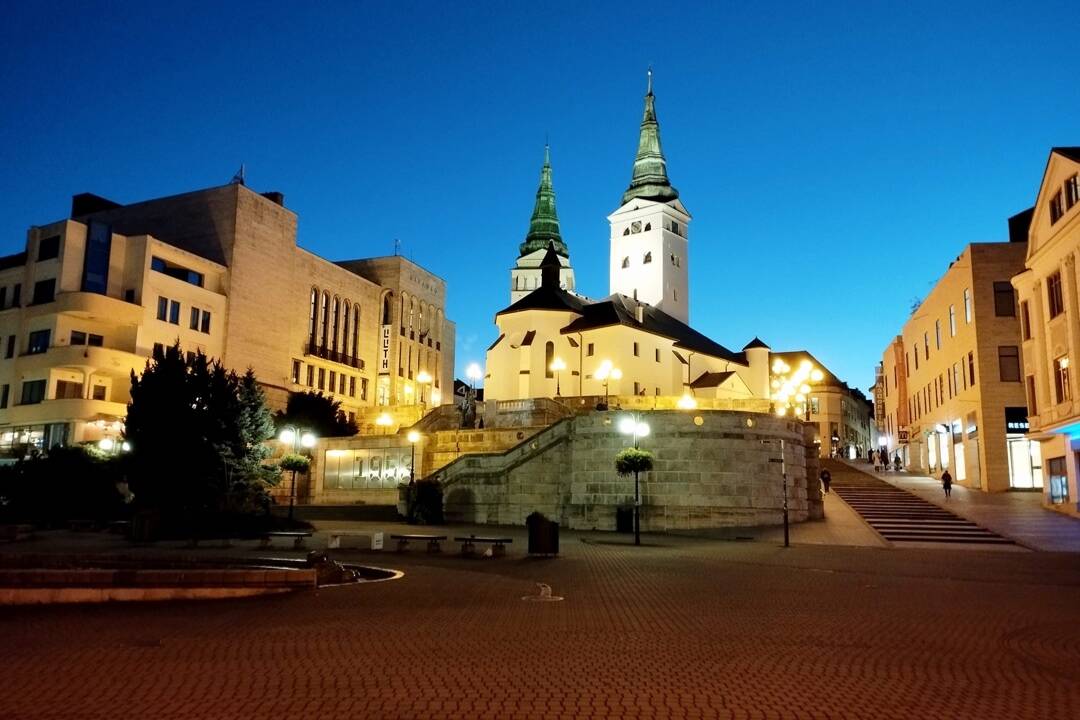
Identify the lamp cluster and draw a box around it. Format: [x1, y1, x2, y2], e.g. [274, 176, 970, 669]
[770, 359, 823, 418]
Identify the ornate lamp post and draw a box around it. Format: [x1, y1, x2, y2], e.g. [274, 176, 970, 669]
[771, 358, 823, 421]
[466, 362, 483, 392]
[618, 414, 650, 546]
[595, 360, 622, 409]
[550, 356, 566, 396]
[279, 426, 317, 521]
[407, 430, 421, 483]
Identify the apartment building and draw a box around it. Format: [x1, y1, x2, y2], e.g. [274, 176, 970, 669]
[0, 182, 454, 457]
[1012, 147, 1080, 514]
[883, 239, 1032, 492]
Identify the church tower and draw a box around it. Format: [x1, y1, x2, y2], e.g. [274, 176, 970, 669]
[511, 145, 576, 303]
[608, 70, 691, 323]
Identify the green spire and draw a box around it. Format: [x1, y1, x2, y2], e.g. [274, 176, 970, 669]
[621, 68, 679, 206]
[519, 144, 569, 258]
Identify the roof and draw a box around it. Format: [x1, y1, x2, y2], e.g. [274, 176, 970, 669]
[621, 70, 679, 206]
[689, 371, 736, 389]
[743, 337, 770, 350]
[771, 350, 847, 390]
[1052, 147, 1080, 163]
[519, 145, 569, 258]
[495, 283, 589, 316]
[560, 293, 742, 363]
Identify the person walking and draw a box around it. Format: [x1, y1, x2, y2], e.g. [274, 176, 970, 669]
[819, 468, 832, 494]
[941, 469, 953, 499]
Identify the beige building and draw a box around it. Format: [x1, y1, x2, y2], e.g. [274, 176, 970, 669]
[878, 335, 910, 461]
[881, 240, 1032, 492]
[771, 350, 875, 459]
[0, 183, 453, 457]
[1011, 147, 1080, 514]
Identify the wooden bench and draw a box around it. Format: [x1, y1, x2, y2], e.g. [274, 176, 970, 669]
[390, 533, 447, 553]
[259, 531, 312, 549]
[0, 524, 35, 542]
[454, 535, 513, 557]
[326, 530, 384, 550]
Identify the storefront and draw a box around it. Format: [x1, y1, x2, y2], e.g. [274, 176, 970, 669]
[1005, 407, 1042, 490]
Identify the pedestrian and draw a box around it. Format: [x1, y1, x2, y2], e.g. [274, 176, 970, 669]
[867, 448, 874, 465]
[819, 468, 832, 494]
[894, 453, 902, 472]
[941, 469, 953, 499]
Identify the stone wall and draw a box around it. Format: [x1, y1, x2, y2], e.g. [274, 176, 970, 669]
[438, 409, 817, 531]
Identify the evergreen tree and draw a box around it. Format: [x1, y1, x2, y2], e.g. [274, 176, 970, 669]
[276, 391, 358, 438]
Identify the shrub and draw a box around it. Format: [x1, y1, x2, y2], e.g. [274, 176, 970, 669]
[614, 447, 654, 476]
[279, 454, 311, 474]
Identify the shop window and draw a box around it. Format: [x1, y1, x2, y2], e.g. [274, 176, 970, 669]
[1054, 356, 1071, 404]
[1047, 272, 1065, 318]
[993, 281, 1015, 317]
[1048, 456, 1069, 504]
[998, 346, 1020, 382]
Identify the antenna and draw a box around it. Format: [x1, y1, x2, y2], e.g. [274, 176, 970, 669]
[393, 238, 401, 256]
[231, 164, 246, 186]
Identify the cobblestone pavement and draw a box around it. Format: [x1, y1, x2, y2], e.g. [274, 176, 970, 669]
[4, 537, 1080, 719]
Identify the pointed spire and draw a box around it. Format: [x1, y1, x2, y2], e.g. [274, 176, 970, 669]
[519, 144, 569, 257]
[621, 69, 679, 206]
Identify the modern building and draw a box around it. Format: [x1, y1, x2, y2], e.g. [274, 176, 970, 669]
[485, 73, 770, 405]
[880, 238, 1031, 492]
[1011, 147, 1080, 514]
[0, 183, 454, 457]
[771, 350, 875, 459]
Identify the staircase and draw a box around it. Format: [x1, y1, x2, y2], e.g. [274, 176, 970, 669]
[825, 461, 1014, 545]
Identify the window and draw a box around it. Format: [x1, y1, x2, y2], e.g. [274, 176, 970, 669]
[0, 287, 5, 309]
[38, 235, 60, 261]
[673, 289, 678, 302]
[953, 363, 960, 396]
[935, 320, 941, 349]
[320, 291, 330, 347]
[655, 348, 660, 362]
[292, 361, 301, 384]
[621, 257, 630, 269]
[963, 288, 971, 323]
[968, 351, 976, 387]
[88, 334, 103, 347]
[1047, 456, 1069, 504]
[914, 345, 919, 370]
[190, 307, 200, 330]
[157, 297, 168, 321]
[1047, 272, 1064, 318]
[331, 297, 340, 352]
[150, 256, 203, 286]
[361, 377, 369, 401]
[1049, 189, 1064, 224]
[81, 220, 111, 294]
[92, 385, 106, 401]
[328, 370, 337, 393]
[169, 300, 180, 325]
[1054, 356, 1071, 404]
[351, 305, 360, 359]
[27, 330, 50, 355]
[71, 331, 86, 345]
[949, 305, 956, 336]
[339, 374, 346, 395]
[643, 252, 652, 264]
[306, 365, 314, 387]
[31, 279, 55, 305]
[55, 380, 83, 400]
[309, 288, 319, 343]
[318, 368, 325, 391]
[185, 351, 196, 365]
[0, 384, 8, 409]
[671, 221, 681, 236]
[643, 222, 651, 231]
[20, 380, 46, 405]
[587, 343, 594, 357]
[1027, 375, 1038, 416]
[124, 288, 135, 302]
[1021, 301, 1031, 340]
[341, 302, 351, 356]
[993, 281, 1015, 316]
[544, 341, 554, 379]
[809, 397, 819, 415]
[623, 227, 630, 236]
[631, 221, 642, 233]
[1067, 174, 1080, 211]
[923, 332, 929, 360]
[998, 346, 1020, 382]
[633, 342, 639, 357]
[349, 376, 356, 397]
[153, 342, 164, 358]
[201, 311, 211, 333]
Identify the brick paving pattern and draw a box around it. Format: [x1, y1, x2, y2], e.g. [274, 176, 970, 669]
[3, 534, 1080, 719]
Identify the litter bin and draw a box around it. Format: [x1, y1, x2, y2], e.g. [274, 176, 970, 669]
[526, 511, 559, 556]
[615, 506, 634, 534]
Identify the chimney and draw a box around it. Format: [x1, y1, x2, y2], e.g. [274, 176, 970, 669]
[635, 304, 644, 323]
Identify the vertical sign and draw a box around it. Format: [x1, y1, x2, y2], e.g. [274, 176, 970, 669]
[379, 325, 391, 374]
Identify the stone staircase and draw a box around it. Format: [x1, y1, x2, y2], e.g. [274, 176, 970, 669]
[825, 461, 1014, 545]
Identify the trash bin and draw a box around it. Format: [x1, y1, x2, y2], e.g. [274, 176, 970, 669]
[526, 511, 559, 556]
[615, 506, 634, 534]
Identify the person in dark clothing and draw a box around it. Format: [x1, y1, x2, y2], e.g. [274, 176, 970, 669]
[941, 469, 953, 499]
[819, 468, 832, 494]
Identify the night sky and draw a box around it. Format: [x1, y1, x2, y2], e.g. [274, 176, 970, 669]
[2, 1, 1076, 391]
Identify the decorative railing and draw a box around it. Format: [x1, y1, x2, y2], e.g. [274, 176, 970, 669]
[304, 343, 364, 370]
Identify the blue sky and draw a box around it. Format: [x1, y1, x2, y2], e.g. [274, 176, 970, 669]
[1, 1, 1076, 391]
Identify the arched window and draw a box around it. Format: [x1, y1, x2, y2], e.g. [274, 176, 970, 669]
[341, 301, 350, 357]
[409, 298, 416, 329]
[644, 222, 651, 231]
[308, 288, 318, 345]
[352, 305, 360, 358]
[622, 257, 630, 269]
[330, 297, 340, 352]
[643, 252, 652, 264]
[623, 227, 630, 236]
[319, 291, 330, 348]
[382, 293, 392, 325]
[545, 341, 554, 379]
[435, 309, 443, 342]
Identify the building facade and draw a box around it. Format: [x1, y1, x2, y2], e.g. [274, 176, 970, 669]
[0, 183, 454, 457]
[1012, 147, 1080, 514]
[881, 240, 1032, 492]
[878, 335, 910, 462]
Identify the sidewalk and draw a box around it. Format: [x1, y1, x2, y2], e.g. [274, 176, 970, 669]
[844, 460, 1080, 552]
[754, 490, 887, 548]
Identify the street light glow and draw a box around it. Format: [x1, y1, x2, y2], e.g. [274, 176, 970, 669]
[549, 357, 566, 372]
[98, 438, 114, 451]
[417, 370, 432, 384]
[300, 432, 317, 448]
[279, 428, 296, 444]
[618, 417, 636, 434]
[466, 363, 483, 382]
[407, 430, 420, 443]
[677, 393, 697, 409]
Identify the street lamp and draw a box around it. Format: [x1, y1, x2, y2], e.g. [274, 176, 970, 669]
[279, 426, 317, 522]
[550, 356, 566, 396]
[618, 413, 650, 546]
[595, 360, 622, 409]
[466, 362, 483, 390]
[677, 392, 697, 410]
[760, 437, 789, 548]
[375, 412, 393, 435]
[407, 429, 421, 483]
[771, 358, 822, 421]
[417, 370, 432, 410]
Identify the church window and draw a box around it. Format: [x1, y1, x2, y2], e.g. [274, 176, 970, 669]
[671, 221, 681, 236]
[621, 257, 630, 269]
[643, 252, 652, 264]
[631, 221, 642, 234]
[623, 227, 630, 236]
[382, 294, 392, 325]
[545, 342, 554, 379]
[644, 223, 651, 231]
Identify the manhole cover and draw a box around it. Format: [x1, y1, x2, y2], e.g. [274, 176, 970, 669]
[522, 582, 563, 602]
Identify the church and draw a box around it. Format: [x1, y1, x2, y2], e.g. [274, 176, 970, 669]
[485, 73, 771, 405]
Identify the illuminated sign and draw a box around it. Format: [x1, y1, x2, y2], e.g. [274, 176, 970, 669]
[379, 325, 392, 374]
[1005, 407, 1029, 433]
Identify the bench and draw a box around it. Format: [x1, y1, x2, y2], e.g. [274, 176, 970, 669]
[326, 530, 384, 551]
[390, 533, 447, 553]
[454, 535, 513, 557]
[0, 524, 35, 542]
[259, 531, 312, 549]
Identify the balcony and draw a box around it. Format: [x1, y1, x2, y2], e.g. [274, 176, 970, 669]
[6, 397, 127, 427]
[304, 343, 365, 370]
[16, 344, 143, 378]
